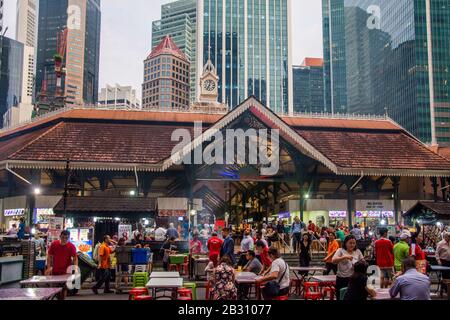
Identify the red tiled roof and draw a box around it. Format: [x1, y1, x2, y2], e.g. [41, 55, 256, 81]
[284, 117, 400, 131]
[7, 122, 194, 165]
[296, 129, 450, 171]
[147, 35, 188, 62]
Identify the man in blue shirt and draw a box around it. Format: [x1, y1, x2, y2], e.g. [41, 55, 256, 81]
[291, 217, 303, 253]
[389, 257, 431, 300]
[220, 228, 235, 266]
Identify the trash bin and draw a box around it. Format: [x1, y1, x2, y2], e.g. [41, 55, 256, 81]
[77, 252, 97, 284]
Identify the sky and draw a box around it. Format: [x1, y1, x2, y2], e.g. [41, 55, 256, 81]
[3, 0, 323, 98]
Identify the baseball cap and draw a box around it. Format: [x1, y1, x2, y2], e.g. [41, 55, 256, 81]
[400, 230, 411, 240]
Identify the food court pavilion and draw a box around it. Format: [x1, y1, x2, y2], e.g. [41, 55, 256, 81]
[1, 97, 450, 234]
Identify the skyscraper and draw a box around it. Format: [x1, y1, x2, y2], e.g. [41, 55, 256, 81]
[323, 0, 450, 144]
[293, 58, 325, 114]
[0, 36, 24, 127]
[35, 0, 101, 107]
[16, 0, 37, 106]
[152, 0, 197, 104]
[142, 36, 190, 111]
[0, 0, 4, 35]
[197, 0, 293, 115]
[99, 84, 141, 109]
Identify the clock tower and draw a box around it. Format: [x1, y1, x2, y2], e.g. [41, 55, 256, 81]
[199, 59, 219, 103]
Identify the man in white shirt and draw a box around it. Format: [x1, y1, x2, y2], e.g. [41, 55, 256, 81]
[238, 231, 255, 266]
[257, 247, 290, 299]
[154, 226, 167, 241]
[436, 231, 450, 290]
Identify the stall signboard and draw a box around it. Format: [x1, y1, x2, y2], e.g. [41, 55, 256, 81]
[47, 229, 61, 245]
[158, 209, 187, 217]
[356, 211, 394, 218]
[4, 208, 26, 217]
[68, 228, 93, 258]
[278, 212, 291, 219]
[329, 211, 347, 218]
[48, 217, 64, 230]
[118, 224, 132, 243]
[34, 208, 55, 216]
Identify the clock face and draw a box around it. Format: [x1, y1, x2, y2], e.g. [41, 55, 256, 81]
[203, 79, 216, 92]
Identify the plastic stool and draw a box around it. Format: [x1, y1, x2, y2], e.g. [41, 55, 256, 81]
[132, 272, 148, 288]
[183, 282, 197, 300]
[303, 282, 323, 301]
[177, 296, 193, 301]
[178, 288, 193, 300]
[134, 295, 153, 301]
[129, 288, 148, 300]
[290, 279, 302, 296]
[339, 287, 348, 300]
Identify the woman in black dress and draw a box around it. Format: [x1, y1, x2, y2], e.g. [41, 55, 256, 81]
[299, 233, 312, 273]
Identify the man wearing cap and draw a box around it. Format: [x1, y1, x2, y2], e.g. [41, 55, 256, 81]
[436, 231, 450, 286]
[393, 230, 411, 272]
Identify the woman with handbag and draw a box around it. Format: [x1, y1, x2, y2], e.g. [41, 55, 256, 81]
[256, 247, 290, 300]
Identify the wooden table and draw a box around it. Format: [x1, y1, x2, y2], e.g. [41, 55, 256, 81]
[149, 272, 180, 279]
[0, 288, 62, 300]
[146, 277, 183, 300]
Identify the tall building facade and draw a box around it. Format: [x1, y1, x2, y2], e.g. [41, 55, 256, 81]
[152, 0, 197, 104]
[0, 36, 24, 128]
[197, 0, 293, 115]
[99, 84, 141, 109]
[0, 0, 5, 35]
[142, 36, 190, 111]
[323, 0, 450, 144]
[35, 0, 101, 107]
[16, 0, 37, 106]
[293, 58, 325, 114]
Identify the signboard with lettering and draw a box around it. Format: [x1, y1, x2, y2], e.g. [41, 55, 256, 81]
[329, 211, 347, 218]
[4, 208, 26, 217]
[118, 224, 132, 243]
[355, 211, 394, 218]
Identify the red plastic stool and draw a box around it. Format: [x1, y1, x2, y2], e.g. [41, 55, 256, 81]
[272, 295, 289, 301]
[178, 296, 193, 301]
[290, 279, 302, 296]
[322, 287, 336, 300]
[178, 288, 193, 300]
[129, 288, 148, 300]
[134, 295, 153, 301]
[303, 282, 324, 301]
[169, 264, 180, 272]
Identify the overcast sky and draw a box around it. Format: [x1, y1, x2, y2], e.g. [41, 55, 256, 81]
[3, 0, 323, 97]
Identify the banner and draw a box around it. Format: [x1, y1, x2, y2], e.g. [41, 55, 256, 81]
[118, 224, 132, 243]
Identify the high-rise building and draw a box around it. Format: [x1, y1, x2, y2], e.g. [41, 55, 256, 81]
[142, 36, 190, 111]
[152, 0, 197, 104]
[0, 0, 4, 35]
[197, 0, 293, 115]
[0, 36, 24, 128]
[293, 58, 325, 114]
[16, 0, 37, 106]
[35, 0, 101, 107]
[99, 84, 141, 109]
[323, 0, 450, 144]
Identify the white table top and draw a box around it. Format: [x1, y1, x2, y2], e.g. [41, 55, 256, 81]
[0, 288, 62, 300]
[150, 272, 180, 278]
[371, 288, 392, 300]
[146, 278, 183, 288]
[430, 265, 450, 271]
[235, 272, 260, 284]
[311, 275, 337, 283]
[20, 274, 72, 285]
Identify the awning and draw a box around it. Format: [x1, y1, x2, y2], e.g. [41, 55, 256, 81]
[403, 201, 450, 223]
[54, 197, 156, 217]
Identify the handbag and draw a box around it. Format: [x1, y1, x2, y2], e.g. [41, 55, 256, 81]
[263, 261, 288, 298]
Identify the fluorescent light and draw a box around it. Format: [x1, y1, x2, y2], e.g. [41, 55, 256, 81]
[380, 219, 386, 226]
[34, 188, 41, 195]
[114, 217, 120, 222]
[436, 222, 442, 227]
[129, 190, 136, 196]
[31, 228, 36, 235]
[144, 219, 149, 226]
[93, 217, 98, 223]
[304, 194, 310, 199]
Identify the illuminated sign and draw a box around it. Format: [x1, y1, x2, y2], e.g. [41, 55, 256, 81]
[278, 212, 291, 219]
[329, 211, 347, 218]
[356, 211, 394, 218]
[35, 208, 55, 216]
[4, 208, 26, 217]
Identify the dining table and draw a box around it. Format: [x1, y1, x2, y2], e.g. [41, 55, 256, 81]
[146, 277, 183, 300]
[0, 288, 62, 300]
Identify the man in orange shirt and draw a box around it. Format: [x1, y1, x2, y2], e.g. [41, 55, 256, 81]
[323, 232, 340, 275]
[92, 235, 114, 294]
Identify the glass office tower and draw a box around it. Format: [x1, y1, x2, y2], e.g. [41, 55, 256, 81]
[0, 36, 24, 128]
[198, 0, 292, 114]
[293, 59, 326, 114]
[323, 0, 450, 144]
[152, 0, 197, 104]
[36, 0, 101, 106]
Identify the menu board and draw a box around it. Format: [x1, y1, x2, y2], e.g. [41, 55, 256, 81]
[118, 224, 132, 243]
[68, 228, 94, 258]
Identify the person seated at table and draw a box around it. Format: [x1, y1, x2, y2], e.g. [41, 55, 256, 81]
[255, 240, 272, 275]
[389, 257, 431, 300]
[257, 247, 290, 300]
[343, 260, 376, 301]
[211, 255, 238, 300]
[46, 230, 78, 276]
[243, 250, 263, 274]
[161, 237, 178, 271]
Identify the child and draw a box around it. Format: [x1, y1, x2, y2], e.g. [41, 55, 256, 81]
[344, 260, 377, 301]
